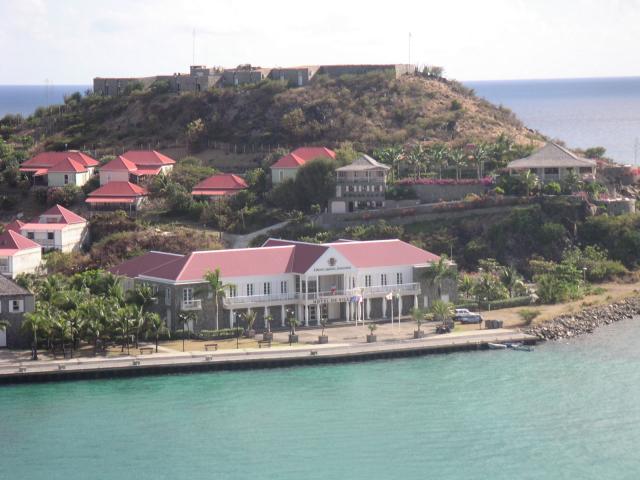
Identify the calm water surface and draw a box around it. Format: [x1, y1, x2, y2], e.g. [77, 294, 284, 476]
[467, 77, 640, 164]
[2, 319, 640, 479]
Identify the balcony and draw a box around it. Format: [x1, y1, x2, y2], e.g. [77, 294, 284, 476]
[223, 292, 298, 308]
[360, 283, 421, 297]
[337, 177, 386, 184]
[181, 299, 202, 311]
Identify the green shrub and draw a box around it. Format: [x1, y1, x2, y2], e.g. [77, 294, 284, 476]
[543, 182, 561, 195]
[518, 308, 540, 324]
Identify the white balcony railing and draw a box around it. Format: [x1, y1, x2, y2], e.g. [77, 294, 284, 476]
[221, 283, 421, 307]
[181, 299, 202, 311]
[223, 292, 299, 308]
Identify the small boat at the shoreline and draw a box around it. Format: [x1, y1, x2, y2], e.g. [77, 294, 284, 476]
[488, 343, 507, 350]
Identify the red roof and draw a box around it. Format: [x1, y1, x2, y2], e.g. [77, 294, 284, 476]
[271, 147, 335, 169]
[21, 151, 99, 170]
[328, 239, 440, 267]
[38, 204, 86, 224]
[109, 251, 185, 277]
[87, 181, 148, 198]
[262, 239, 329, 273]
[192, 174, 248, 194]
[0, 230, 41, 256]
[5, 220, 25, 232]
[131, 167, 162, 176]
[47, 157, 87, 173]
[101, 156, 138, 172]
[140, 246, 297, 282]
[121, 150, 176, 167]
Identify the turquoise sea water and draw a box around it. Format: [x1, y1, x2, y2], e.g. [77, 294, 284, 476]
[2, 319, 640, 479]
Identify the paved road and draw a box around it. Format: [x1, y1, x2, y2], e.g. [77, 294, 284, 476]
[222, 220, 290, 249]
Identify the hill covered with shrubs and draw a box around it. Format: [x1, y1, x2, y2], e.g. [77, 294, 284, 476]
[1, 71, 542, 154]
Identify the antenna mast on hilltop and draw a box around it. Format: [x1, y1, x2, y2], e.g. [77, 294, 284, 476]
[408, 32, 412, 66]
[192, 28, 196, 65]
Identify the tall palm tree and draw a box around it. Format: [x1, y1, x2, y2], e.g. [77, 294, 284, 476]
[422, 255, 458, 299]
[22, 307, 51, 361]
[472, 143, 489, 179]
[204, 268, 233, 331]
[429, 144, 448, 179]
[448, 148, 466, 181]
[430, 300, 454, 325]
[146, 313, 168, 353]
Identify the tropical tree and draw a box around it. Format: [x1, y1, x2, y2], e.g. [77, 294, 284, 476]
[472, 143, 489, 179]
[244, 310, 257, 336]
[204, 268, 233, 331]
[458, 274, 475, 299]
[146, 313, 167, 353]
[126, 283, 157, 312]
[500, 265, 525, 298]
[519, 170, 539, 197]
[22, 306, 51, 360]
[411, 307, 425, 334]
[448, 148, 466, 181]
[422, 255, 458, 298]
[430, 300, 454, 325]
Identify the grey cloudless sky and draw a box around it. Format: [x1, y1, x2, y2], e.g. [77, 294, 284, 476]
[1, 0, 639, 84]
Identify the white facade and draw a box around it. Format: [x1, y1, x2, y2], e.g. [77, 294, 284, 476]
[0, 248, 42, 279]
[20, 223, 87, 252]
[270, 167, 297, 185]
[48, 171, 91, 187]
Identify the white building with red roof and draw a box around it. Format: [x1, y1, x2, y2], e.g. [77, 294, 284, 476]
[271, 147, 336, 185]
[191, 173, 248, 198]
[119, 150, 176, 178]
[99, 156, 139, 186]
[110, 238, 455, 332]
[19, 151, 98, 187]
[0, 230, 42, 279]
[18, 205, 88, 253]
[86, 181, 149, 213]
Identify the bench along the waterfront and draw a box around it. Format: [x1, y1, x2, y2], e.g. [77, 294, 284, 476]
[258, 340, 271, 348]
[139, 347, 154, 355]
[204, 343, 218, 351]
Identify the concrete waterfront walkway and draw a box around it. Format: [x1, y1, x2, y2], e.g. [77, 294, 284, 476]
[0, 328, 537, 384]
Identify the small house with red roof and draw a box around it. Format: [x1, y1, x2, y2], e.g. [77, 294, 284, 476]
[86, 181, 148, 213]
[271, 147, 336, 185]
[0, 230, 42, 279]
[191, 174, 248, 198]
[109, 238, 455, 332]
[119, 150, 176, 178]
[19, 205, 88, 252]
[20, 150, 99, 187]
[99, 156, 139, 186]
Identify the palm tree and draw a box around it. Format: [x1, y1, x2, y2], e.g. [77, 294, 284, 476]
[146, 313, 167, 353]
[411, 307, 425, 335]
[422, 255, 458, 299]
[430, 300, 454, 326]
[126, 283, 157, 312]
[500, 265, 524, 298]
[244, 310, 257, 337]
[428, 144, 448, 179]
[204, 268, 233, 331]
[519, 170, 539, 197]
[458, 274, 475, 300]
[472, 143, 489, 179]
[448, 148, 466, 181]
[22, 307, 51, 361]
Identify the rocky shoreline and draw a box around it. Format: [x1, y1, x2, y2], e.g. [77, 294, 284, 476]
[525, 296, 640, 340]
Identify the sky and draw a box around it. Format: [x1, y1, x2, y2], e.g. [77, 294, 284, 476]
[2, 0, 640, 85]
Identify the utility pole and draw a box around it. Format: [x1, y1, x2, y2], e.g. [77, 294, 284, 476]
[192, 28, 196, 65]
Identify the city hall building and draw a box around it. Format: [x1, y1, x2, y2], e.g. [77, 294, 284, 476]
[110, 239, 457, 331]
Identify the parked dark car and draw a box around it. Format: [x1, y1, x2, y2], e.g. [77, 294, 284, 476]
[454, 308, 483, 324]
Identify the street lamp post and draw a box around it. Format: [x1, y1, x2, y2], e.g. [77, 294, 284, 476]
[236, 312, 242, 349]
[582, 267, 588, 283]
